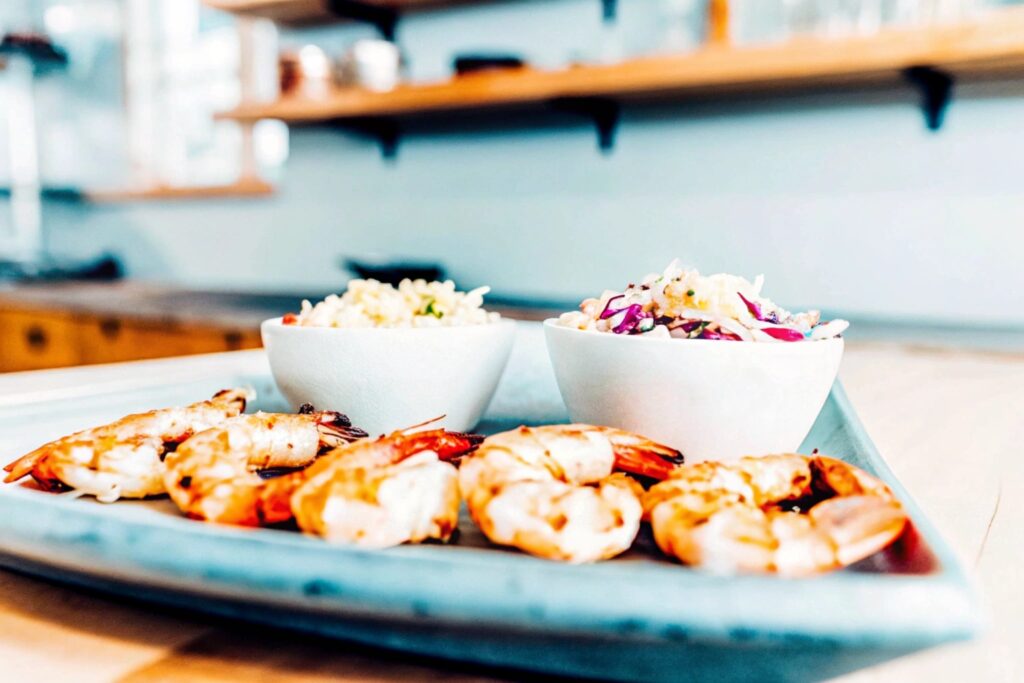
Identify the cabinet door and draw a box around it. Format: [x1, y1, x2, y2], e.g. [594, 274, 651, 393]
[0, 310, 81, 372]
[0, 310, 263, 371]
[78, 317, 261, 364]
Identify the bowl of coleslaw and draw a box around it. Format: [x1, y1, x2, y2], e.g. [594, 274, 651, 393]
[262, 278, 515, 434]
[545, 262, 847, 462]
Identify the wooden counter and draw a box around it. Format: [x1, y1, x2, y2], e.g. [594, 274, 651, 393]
[0, 340, 1018, 681]
[0, 283, 269, 372]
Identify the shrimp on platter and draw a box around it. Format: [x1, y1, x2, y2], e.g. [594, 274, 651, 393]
[457, 425, 684, 563]
[3, 388, 251, 502]
[643, 453, 908, 576]
[163, 407, 367, 526]
[290, 426, 483, 548]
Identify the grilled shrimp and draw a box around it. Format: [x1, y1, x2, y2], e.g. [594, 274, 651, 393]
[643, 453, 908, 575]
[290, 427, 482, 547]
[3, 389, 250, 502]
[163, 409, 367, 526]
[458, 425, 684, 563]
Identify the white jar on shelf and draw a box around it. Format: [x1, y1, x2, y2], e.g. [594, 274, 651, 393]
[335, 40, 402, 92]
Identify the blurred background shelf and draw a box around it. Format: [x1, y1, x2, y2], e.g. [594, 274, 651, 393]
[218, 8, 1024, 124]
[204, 0, 491, 26]
[0, 180, 274, 205]
[84, 178, 275, 203]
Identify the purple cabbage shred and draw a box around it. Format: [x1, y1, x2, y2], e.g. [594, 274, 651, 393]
[699, 328, 741, 341]
[737, 292, 766, 321]
[611, 304, 651, 334]
[599, 294, 626, 320]
[670, 320, 705, 334]
[762, 327, 805, 342]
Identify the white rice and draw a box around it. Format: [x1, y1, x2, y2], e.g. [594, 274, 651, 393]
[290, 279, 500, 328]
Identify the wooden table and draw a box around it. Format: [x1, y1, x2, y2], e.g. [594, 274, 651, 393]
[0, 341, 1020, 683]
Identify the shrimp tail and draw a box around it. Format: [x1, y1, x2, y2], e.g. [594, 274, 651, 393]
[4, 448, 44, 481]
[811, 455, 894, 499]
[398, 429, 483, 462]
[435, 431, 484, 461]
[296, 402, 348, 421]
[212, 387, 253, 412]
[5, 445, 70, 490]
[314, 411, 369, 450]
[614, 443, 685, 481]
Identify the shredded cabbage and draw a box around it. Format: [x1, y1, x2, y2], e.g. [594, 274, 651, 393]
[557, 260, 849, 343]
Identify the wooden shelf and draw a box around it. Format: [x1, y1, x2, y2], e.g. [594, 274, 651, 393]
[219, 9, 1024, 125]
[204, 0, 482, 25]
[85, 178, 274, 203]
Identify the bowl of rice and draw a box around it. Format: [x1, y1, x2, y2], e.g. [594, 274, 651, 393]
[545, 261, 847, 462]
[262, 279, 515, 435]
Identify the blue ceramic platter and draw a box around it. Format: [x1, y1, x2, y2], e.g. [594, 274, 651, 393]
[0, 329, 981, 682]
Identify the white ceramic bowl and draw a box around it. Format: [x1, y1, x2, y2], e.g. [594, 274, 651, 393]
[261, 318, 516, 435]
[543, 320, 843, 462]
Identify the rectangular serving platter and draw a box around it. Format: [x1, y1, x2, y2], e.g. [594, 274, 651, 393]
[0, 325, 981, 682]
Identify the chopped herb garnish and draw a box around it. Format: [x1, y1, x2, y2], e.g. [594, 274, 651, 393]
[423, 299, 443, 318]
[686, 289, 695, 297]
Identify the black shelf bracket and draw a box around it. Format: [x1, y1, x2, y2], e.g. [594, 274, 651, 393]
[903, 66, 954, 131]
[552, 96, 622, 154]
[602, 0, 618, 23]
[335, 117, 401, 161]
[326, 0, 399, 41]
[550, 97, 622, 154]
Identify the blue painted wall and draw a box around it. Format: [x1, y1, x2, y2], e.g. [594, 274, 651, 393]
[5, 1, 1024, 324]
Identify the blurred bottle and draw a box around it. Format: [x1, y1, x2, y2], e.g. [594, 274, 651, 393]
[707, 0, 731, 44]
[296, 44, 331, 98]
